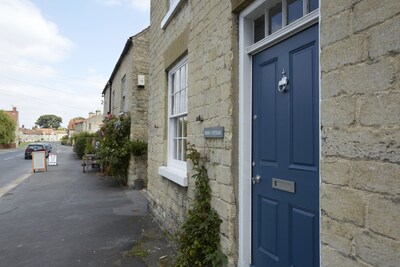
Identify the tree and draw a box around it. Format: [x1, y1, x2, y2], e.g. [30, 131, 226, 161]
[0, 110, 16, 144]
[35, 114, 62, 129]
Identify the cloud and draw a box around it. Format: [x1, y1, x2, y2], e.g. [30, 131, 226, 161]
[0, 0, 73, 63]
[0, 0, 82, 128]
[100, 0, 150, 11]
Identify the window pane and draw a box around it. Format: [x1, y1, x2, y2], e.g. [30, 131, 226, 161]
[254, 14, 265, 43]
[181, 63, 186, 90]
[288, 0, 303, 24]
[269, 4, 282, 34]
[178, 139, 182, 161]
[183, 116, 187, 137]
[182, 139, 187, 161]
[178, 117, 183, 137]
[172, 139, 177, 159]
[309, 0, 318, 12]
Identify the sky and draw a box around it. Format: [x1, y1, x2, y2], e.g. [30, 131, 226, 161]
[0, 0, 150, 129]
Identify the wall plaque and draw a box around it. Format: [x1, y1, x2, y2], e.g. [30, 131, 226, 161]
[204, 127, 224, 139]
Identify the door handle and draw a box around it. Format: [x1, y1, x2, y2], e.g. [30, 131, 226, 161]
[252, 175, 261, 184]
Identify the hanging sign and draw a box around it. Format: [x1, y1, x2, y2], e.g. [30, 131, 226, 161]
[32, 151, 47, 172]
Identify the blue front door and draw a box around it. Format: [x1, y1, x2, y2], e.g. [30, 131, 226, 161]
[251, 24, 319, 267]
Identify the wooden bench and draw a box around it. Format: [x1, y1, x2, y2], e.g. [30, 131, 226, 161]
[82, 154, 101, 173]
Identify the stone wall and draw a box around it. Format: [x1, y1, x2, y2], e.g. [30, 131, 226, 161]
[128, 28, 150, 187]
[148, 1, 238, 265]
[320, 0, 400, 266]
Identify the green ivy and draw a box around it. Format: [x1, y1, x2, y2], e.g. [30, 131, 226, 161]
[97, 114, 131, 185]
[130, 139, 148, 157]
[175, 144, 227, 267]
[74, 132, 96, 159]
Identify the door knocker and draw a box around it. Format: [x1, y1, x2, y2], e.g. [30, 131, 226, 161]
[278, 69, 288, 93]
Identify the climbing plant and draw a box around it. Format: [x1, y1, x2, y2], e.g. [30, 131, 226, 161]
[175, 144, 227, 267]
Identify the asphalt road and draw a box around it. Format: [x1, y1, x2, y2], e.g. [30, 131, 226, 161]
[0, 146, 31, 188]
[0, 145, 153, 267]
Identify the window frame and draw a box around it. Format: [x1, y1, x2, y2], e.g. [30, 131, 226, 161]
[158, 56, 188, 187]
[167, 56, 188, 170]
[253, 0, 318, 44]
[161, 0, 185, 29]
[121, 75, 126, 113]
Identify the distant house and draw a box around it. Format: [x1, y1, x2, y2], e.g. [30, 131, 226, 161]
[67, 118, 84, 137]
[102, 27, 149, 187]
[19, 127, 67, 142]
[82, 111, 103, 134]
[2, 107, 19, 148]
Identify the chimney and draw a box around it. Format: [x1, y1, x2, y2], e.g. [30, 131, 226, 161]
[12, 107, 17, 113]
[95, 110, 101, 116]
[88, 112, 95, 118]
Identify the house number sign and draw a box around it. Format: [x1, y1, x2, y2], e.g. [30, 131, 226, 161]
[204, 127, 224, 139]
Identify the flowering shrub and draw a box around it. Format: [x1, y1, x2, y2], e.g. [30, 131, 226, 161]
[97, 114, 131, 185]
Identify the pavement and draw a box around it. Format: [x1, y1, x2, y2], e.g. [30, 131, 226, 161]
[0, 145, 177, 267]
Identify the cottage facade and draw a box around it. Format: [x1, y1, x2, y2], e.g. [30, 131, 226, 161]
[102, 28, 150, 118]
[147, 0, 399, 266]
[102, 27, 150, 187]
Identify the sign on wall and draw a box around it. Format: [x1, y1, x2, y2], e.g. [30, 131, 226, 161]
[204, 127, 224, 139]
[32, 151, 47, 172]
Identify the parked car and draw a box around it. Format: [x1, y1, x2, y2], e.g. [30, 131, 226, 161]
[45, 143, 52, 153]
[24, 143, 49, 159]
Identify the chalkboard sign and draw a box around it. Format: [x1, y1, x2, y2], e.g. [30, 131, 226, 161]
[32, 151, 47, 172]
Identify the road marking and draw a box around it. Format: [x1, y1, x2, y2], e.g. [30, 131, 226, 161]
[3, 154, 24, 160]
[0, 173, 32, 198]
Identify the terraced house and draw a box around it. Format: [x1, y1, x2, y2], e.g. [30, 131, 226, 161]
[147, 0, 399, 266]
[102, 27, 150, 187]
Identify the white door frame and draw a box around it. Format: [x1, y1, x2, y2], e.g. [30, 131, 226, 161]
[238, 1, 319, 266]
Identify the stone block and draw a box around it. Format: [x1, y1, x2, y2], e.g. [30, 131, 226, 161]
[353, 0, 400, 33]
[321, 10, 351, 47]
[366, 195, 400, 240]
[350, 161, 400, 195]
[368, 16, 400, 59]
[321, 35, 365, 72]
[321, 160, 351, 186]
[322, 127, 400, 163]
[321, 216, 356, 255]
[321, 184, 365, 226]
[321, 70, 341, 99]
[215, 165, 233, 186]
[320, 0, 357, 18]
[211, 197, 234, 221]
[360, 93, 400, 126]
[340, 59, 394, 95]
[321, 245, 369, 267]
[219, 184, 235, 204]
[321, 97, 356, 127]
[355, 231, 400, 267]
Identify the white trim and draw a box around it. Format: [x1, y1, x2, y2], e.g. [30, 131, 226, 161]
[158, 166, 188, 187]
[238, 1, 319, 266]
[161, 0, 185, 29]
[247, 9, 319, 55]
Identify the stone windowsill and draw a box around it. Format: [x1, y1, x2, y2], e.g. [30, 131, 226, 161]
[158, 166, 188, 187]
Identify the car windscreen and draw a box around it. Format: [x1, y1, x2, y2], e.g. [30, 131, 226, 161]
[28, 145, 44, 150]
